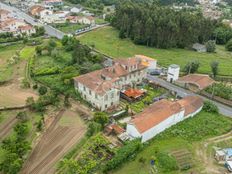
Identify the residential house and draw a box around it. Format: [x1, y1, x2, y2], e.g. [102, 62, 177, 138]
[44, 0, 63, 6]
[81, 10, 94, 17]
[78, 16, 95, 25]
[74, 57, 148, 111]
[66, 15, 95, 25]
[126, 96, 203, 142]
[135, 55, 157, 72]
[70, 7, 83, 14]
[18, 25, 36, 36]
[29, 5, 45, 17]
[0, 18, 26, 35]
[0, 9, 11, 21]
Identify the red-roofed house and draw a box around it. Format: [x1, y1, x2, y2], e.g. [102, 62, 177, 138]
[74, 57, 148, 111]
[18, 25, 36, 36]
[126, 96, 203, 142]
[0, 9, 10, 21]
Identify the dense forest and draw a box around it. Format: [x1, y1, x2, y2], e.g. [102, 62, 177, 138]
[66, 0, 116, 6]
[111, 1, 215, 48]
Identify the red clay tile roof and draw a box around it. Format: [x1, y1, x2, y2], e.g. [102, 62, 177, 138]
[177, 74, 214, 90]
[18, 25, 33, 31]
[111, 124, 125, 134]
[29, 5, 45, 15]
[74, 69, 118, 96]
[177, 96, 203, 116]
[130, 100, 183, 133]
[123, 88, 145, 99]
[135, 55, 156, 61]
[74, 57, 147, 95]
[0, 9, 10, 15]
[130, 96, 203, 133]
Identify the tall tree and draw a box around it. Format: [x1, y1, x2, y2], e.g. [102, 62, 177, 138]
[210, 61, 219, 78]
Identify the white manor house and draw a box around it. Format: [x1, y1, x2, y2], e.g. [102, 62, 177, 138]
[74, 55, 156, 111]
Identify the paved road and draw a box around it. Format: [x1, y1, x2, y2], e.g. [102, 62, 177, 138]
[147, 75, 232, 117]
[0, 2, 65, 39]
[0, 2, 108, 39]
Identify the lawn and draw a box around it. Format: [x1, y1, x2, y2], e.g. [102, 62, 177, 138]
[52, 23, 88, 34]
[79, 26, 232, 76]
[0, 43, 24, 82]
[111, 111, 232, 174]
[20, 46, 36, 60]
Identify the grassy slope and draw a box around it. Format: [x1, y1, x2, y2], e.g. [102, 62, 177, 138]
[78, 26, 232, 76]
[111, 111, 232, 174]
[0, 44, 24, 81]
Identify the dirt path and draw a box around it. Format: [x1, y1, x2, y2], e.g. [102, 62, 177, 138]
[20, 108, 87, 174]
[195, 131, 232, 174]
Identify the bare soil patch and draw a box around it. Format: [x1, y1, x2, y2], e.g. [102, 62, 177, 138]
[20, 107, 86, 174]
[0, 83, 38, 107]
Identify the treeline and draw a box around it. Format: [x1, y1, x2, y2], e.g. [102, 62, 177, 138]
[159, 0, 198, 6]
[66, 0, 117, 10]
[111, 1, 215, 48]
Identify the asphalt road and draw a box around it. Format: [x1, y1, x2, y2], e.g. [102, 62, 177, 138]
[147, 75, 232, 117]
[0, 2, 65, 39]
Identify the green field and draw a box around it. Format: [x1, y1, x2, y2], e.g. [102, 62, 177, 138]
[0, 44, 24, 82]
[79, 27, 232, 76]
[111, 111, 232, 174]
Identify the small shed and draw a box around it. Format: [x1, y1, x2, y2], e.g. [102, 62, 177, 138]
[176, 74, 214, 91]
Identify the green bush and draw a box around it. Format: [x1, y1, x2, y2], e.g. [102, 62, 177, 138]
[159, 111, 232, 142]
[203, 101, 219, 113]
[38, 86, 48, 95]
[104, 139, 142, 172]
[226, 39, 232, 51]
[157, 152, 178, 172]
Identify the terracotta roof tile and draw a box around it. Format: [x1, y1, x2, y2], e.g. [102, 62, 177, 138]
[130, 96, 203, 133]
[0, 9, 10, 15]
[74, 57, 147, 95]
[177, 74, 214, 90]
[177, 96, 203, 116]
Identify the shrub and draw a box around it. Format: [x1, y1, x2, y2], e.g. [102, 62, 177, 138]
[21, 79, 30, 88]
[93, 112, 109, 127]
[157, 152, 178, 172]
[203, 101, 219, 114]
[38, 86, 48, 95]
[206, 40, 216, 53]
[87, 121, 102, 137]
[226, 39, 232, 51]
[16, 112, 29, 123]
[104, 139, 142, 172]
[184, 60, 200, 74]
[33, 84, 38, 89]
